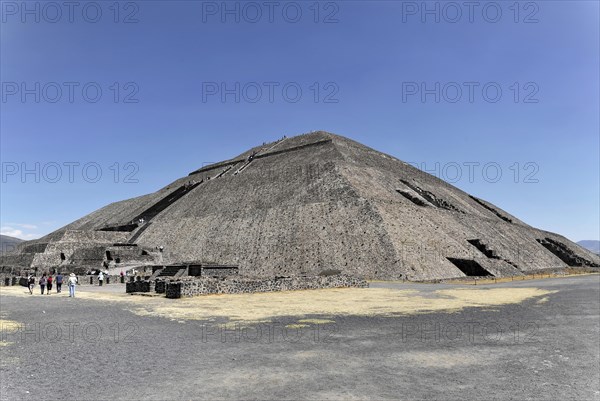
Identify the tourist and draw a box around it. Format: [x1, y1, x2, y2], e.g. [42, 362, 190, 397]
[39, 273, 47, 295]
[68, 273, 78, 297]
[27, 274, 35, 295]
[98, 271, 104, 286]
[47, 274, 53, 294]
[56, 272, 63, 293]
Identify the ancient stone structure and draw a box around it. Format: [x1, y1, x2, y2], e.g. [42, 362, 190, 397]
[156, 274, 369, 298]
[1, 131, 598, 280]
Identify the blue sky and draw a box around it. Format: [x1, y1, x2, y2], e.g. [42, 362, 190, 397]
[1, 0, 598, 242]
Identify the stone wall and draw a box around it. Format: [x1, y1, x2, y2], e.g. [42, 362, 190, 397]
[68, 247, 107, 266]
[0, 253, 36, 269]
[80, 275, 127, 285]
[125, 280, 154, 293]
[0, 276, 20, 286]
[163, 274, 368, 298]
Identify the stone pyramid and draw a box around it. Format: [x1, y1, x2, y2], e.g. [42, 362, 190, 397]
[2, 131, 598, 280]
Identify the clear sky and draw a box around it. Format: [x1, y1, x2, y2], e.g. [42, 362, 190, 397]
[1, 0, 598, 242]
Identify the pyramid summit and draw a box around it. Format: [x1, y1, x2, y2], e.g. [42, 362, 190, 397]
[2, 131, 599, 280]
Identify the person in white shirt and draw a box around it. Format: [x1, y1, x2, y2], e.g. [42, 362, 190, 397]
[68, 273, 78, 297]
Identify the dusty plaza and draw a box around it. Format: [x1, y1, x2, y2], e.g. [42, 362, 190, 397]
[0, 274, 599, 400]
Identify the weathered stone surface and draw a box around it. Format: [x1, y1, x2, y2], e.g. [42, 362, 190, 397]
[125, 281, 136, 293]
[155, 280, 166, 293]
[2, 131, 598, 280]
[162, 274, 368, 298]
[165, 282, 182, 299]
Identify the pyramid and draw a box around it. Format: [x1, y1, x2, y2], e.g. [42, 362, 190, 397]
[2, 131, 598, 280]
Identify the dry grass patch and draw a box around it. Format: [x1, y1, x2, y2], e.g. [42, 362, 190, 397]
[129, 287, 554, 323]
[1, 285, 556, 324]
[297, 319, 335, 324]
[0, 319, 22, 332]
[285, 324, 310, 329]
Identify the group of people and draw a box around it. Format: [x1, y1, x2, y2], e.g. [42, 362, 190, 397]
[97, 271, 112, 286]
[27, 272, 79, 297]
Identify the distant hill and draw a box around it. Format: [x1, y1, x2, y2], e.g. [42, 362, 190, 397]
[0, 235, 24, 254]
[577, 240, 600, 255]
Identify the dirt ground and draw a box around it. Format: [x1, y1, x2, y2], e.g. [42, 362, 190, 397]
[1, 275, 598, 400]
